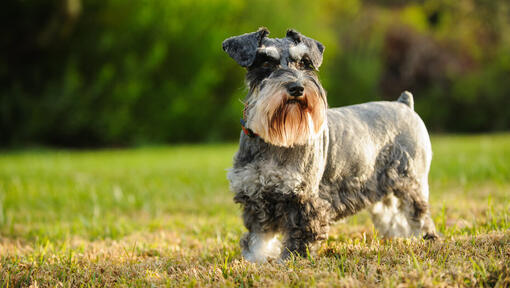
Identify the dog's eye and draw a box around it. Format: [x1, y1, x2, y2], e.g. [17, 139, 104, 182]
[300, 58, 314, 70]
[262, 61, 275, 69]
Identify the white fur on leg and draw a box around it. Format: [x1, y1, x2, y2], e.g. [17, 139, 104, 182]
[369, 193, 421, 238]
[242, 233, 281, 263]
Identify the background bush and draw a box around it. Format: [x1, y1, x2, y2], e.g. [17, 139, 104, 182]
[1, 0, 509, 147]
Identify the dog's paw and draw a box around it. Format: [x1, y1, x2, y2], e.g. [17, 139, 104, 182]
[423, 232, 439, 241]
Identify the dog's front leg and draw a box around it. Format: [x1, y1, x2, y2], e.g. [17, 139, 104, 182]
[238, 201, 281, 263]
[280, 196, 330, 260]
[240, 231, 281, 263]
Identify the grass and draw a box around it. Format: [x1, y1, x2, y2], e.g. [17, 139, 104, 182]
[0, 134, 509, 287]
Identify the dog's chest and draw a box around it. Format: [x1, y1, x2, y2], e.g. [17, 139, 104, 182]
[229, 137, 328, 199]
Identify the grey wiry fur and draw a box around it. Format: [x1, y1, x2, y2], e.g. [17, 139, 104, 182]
[224, 28, 438, 263]
[223, 27, 270, 67]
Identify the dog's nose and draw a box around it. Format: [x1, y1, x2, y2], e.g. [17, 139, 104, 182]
[286, 82, 304, 97]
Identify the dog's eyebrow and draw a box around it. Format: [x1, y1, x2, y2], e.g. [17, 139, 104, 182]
[257, 46, 280, 60]
[289, 43, 308, 60]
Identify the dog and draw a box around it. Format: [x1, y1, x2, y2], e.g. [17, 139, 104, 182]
[223, 28, 438, 263]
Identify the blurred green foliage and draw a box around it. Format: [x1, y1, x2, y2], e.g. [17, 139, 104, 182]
[1, 0, 510, 147]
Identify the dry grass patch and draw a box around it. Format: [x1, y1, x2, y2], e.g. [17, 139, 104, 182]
[1, 230, 509, 287]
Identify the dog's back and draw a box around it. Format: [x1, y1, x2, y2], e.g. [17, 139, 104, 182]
[325, 92, 431, 179]
[320, 92, 435, 237]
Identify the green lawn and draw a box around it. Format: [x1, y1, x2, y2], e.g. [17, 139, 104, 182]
[1, 135, 509, 287]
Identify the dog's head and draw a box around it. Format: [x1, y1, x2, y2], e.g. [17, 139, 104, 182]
[223, 28, 327, 147]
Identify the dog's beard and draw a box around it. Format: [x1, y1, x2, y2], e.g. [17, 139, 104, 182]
[247, 82, 326, 147]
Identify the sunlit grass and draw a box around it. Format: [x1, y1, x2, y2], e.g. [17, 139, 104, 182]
[0, 135, 509, 286]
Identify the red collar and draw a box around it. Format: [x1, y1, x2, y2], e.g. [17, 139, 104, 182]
[240, 118, 257, 137]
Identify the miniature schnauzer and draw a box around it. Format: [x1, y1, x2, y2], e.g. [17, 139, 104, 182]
[223, 28, 438, 263]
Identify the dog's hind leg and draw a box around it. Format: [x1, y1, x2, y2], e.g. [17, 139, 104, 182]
[392, 175, 438, 240]
[369, 193, 414, 238]
[370, 144, 438, 239]
[369, 179, 437, 239]
[415, 176, 438, 240]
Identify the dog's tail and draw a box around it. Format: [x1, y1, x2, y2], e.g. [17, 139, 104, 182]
[397, 91, 414, 110]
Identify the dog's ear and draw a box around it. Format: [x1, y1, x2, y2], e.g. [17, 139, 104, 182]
[222, 27, 270, 67]
[286, 29, 325, 69]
